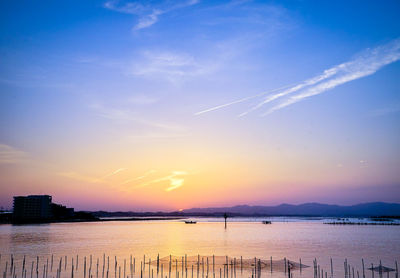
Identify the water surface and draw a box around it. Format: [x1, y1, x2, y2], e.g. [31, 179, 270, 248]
[0, 219, 399, 278]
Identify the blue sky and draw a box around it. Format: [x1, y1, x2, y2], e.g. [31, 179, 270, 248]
[0, 0, 399, 210]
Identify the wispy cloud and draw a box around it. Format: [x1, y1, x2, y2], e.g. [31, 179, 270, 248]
[101, 168, 127, 179]
[128, 94, 159, 105]
[58, 172, 105, 184]
[90, 103, 189, 140]
[127, 133, 190, 140]
[370, 102, 400, 117]
[130, 36, 251, 83]
[126, 170, 188, 191]
[131, 50, 218, 83]
[359, 160, 369, 169]
[90, 103, 184, 131]
[120, 169, 156, 185]
[135, 9, 162, 30]
[165, 177, 185, 192]
[59, 168, 127, 183]
[0, 144, 27, 164]
[103, 0, 199, 30]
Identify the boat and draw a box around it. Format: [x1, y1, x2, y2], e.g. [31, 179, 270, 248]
[184, 220, 197, 224]
[262, 221, 272, 224]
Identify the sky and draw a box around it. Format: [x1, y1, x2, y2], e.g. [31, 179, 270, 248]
[0, 0, 399, 211]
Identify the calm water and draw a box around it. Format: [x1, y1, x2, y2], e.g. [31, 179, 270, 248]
[0, 219, 399, 278]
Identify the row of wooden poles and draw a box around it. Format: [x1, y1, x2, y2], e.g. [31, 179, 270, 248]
[312, 258, 399, 278]
[1, 255, 398, 278]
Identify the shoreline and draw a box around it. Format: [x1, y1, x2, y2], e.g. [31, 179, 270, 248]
[2, 216, 186, 225]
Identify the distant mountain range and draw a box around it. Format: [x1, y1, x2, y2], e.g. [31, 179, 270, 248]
[181, 202, 400, 217]
[92, 202, 400, 217]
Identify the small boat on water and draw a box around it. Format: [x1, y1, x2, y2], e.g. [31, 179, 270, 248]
[262, 221, 272, 224]
[184, 220, 197, 224]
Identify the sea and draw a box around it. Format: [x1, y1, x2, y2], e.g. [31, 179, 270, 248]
[0, 217, 399, 278]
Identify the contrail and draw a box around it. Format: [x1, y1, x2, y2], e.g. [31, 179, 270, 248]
[193, 83, 298, 116]
[262, 38, 400, 115]
[238, 68, 339, 117]
[101, 168, 127, 179]
[196, 38, 400, 118]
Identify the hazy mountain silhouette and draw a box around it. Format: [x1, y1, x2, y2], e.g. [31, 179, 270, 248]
[181, 202, 400, 216]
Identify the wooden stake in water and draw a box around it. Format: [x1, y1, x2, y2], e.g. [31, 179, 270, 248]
[114, 257, 117, 278]
[284, 258, 286, 275]
[270, 257, 273, 273]
[371, 264, 374, 278]
[201, 258, 204, 278]
[299, 258, 301, 273]
[23, 255, 28, 278]
[36, 257, 39, 278]
[30, 261, 33, 278]
[22, 255, 26, 277]
[11, 255, 14, 275]
[168, 257, 171, 278]
[90, 256, 92, 278]
[361, 259, 365, 278]
[213, 256, 215, 274]
[106, 257, 109, 278]
[129, 256, 132, 278]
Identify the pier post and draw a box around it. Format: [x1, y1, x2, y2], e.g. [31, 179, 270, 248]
[224, 213, 228, 229]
